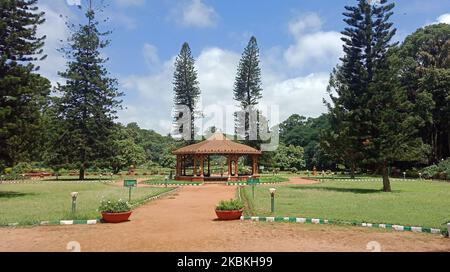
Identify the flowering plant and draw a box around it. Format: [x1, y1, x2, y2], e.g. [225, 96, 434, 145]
[98, 199, 131, 213]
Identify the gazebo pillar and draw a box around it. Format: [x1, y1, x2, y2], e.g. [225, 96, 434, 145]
[227, 155, 232, 178]
[193, 155, 197, 177]
[176, 155, 181, 178]
[200, 155, 204, 177]
[207, 156, 211, 176]
[252, 155, 259, 177]
[234, 156, 239, 178]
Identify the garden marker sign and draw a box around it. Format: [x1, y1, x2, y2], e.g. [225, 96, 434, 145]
[248, 177, 260, 199]
[124, 180, 137, 202]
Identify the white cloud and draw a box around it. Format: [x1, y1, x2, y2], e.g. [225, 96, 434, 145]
[174, 0, 218, 28]
[143, 43, 160, 68]
[119, 44, 332, 135]
[288, 12, 322, 37]
[37, 2, 72, 86]
[116, 0, 145, 7]
[436, 13, 450, 24]
[66, 0, 81, 6]
[284, 13, 343, 70]
[263, 73, 330, 122]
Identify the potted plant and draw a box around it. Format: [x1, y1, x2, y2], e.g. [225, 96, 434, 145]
[215, 199, 244, 221]
[99, 199, 132, 223]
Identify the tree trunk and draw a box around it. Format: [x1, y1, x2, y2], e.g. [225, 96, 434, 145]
[79, 164, 85, 181]
[350, 162, 356, 179]
[382, 161, 391, 192]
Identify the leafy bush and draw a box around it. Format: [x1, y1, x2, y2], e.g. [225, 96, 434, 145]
[422, 165, 440, 179]
[290, 167, 298, 174]
[4, 168, 13, 175]
[12, 162, 33, 174]
[421, 159, 450, 180]
[438, 159, 450, 179]
[405, 168, 420, 178]
[98, 199, 131, 213]
[216, 199, 244, 211]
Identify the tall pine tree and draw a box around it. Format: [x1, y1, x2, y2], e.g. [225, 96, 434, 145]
[0, 0, 50, 169]
[327, 0, 424, 191]
[173, 42, 201, 142]
[56, 1, 122, 180]
[233, 36, 263, 143]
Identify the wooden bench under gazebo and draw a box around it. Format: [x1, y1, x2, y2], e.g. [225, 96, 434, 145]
[172, 133, 262, 182]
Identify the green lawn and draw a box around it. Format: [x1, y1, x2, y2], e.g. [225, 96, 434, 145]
[0, 183, 172, 225]
[241, 179, 450, 229]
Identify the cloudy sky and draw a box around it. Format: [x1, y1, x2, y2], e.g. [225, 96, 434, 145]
[37, 0, 450, 135]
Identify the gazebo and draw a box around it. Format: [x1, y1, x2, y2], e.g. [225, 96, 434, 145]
[172, 133, 262, 182]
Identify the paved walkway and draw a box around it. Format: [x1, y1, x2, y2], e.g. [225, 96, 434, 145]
[0, 180, 449, 252]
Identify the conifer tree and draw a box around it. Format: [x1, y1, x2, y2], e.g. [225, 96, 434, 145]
[173, 42, 201, 142]
[56, 1, 122, 180]
[233, 36, 263, 142]
[0, 0, 50, 168]
[327, 0, 424, 191]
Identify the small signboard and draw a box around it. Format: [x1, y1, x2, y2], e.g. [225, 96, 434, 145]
[248, 178, 260, 185]
[124, 180, 137, 188]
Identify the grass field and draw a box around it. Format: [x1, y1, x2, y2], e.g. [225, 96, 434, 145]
[241, 179, 450, 229]
[0, 182, 172, 225]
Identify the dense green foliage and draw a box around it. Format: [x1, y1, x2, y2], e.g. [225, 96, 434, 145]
[0, 0, 50, 169]
[422, 158, 450, 180]
[398, 24, 450, 163]
[325, 0, 425, 191]
[55, 5, 123, 180]
[98, 199, 131, 213]
[216, 199, 244, 211]
[279, 114, 333, 169]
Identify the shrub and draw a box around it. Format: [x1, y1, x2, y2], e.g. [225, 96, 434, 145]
[405, 168, 420, 178]
[422, 165, 440, 179]
[438, 159, 450, 179]
[98, 199, 131, 213]
[290, 167, 298, 174]
[216, 199, 244, 211]
[12, 162, 33, 174]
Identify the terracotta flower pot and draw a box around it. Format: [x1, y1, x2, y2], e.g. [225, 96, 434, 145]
[215, 209, 243, 221]
[101, 211, 132, 223]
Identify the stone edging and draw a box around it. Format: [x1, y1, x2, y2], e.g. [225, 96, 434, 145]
[1, 188, 178, 228]
[144, 183, 203, 187]
[227, 182, 285, 186]
[240, 216, 448, 236]
[1, 180, 116, 185]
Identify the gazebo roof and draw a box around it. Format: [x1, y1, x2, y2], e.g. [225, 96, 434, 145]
[172, 133, 262, 155]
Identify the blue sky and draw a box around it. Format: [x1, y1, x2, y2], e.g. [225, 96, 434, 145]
[37, 0, 450, 134]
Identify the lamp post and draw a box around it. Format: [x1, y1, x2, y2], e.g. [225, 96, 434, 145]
[71, 192, 79, 214]
[419, 172, 422, 180]
[269, 188, 276, 213]
[403, 172, 406, 180]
